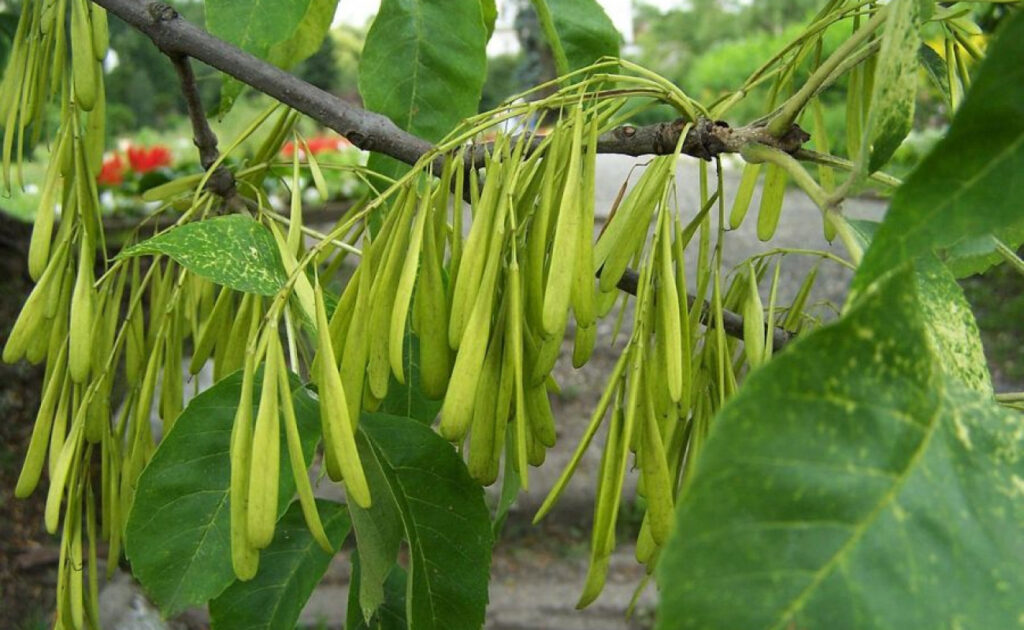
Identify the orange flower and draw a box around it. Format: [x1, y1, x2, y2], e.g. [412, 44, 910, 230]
[126, 145, 172, 174]
[97, 153, 125, 186]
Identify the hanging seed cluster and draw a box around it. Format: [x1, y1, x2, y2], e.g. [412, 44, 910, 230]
[292, 95, 810, 602]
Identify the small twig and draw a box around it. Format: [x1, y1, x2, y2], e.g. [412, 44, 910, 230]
[612, 269, 794, 349]
[96, 0, 436, 166]
[599, 117, 810, 160]
[262, 209, 362, 256]
[16, 544, 108, 570]
[793, 148, 902, 188]
[168, 53, 236, 200]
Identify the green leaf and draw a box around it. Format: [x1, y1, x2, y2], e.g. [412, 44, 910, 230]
[841, 221, 991, 394]
[845, 218, 880, 253]
[348, 438, 403, 623]
[118, 215, 287, 296]
[854, 10, 1024, 290]
[863, 0, 921, 173]
[548, 0, 620, 72]
[207, 0, 339, 112]
[914, 255, 992, 395]
[480, 0, 497, 40]
[378, 334, 443, 425]
[830, 222, 987, 393]
[344, 339, 440, 621]
[657, 267, 1024, 630]
[351, 414, 493, 630]
[125, 371, 320, 615]
[347, 551, 408, 630]
[945, 219, 1024, 278]
[359, 0, 487, 145]
[266, 0, 340, 69]
[918, 43, 950, 109]
[208, 500, 351, 630]
[358, 0, 488, 187]
[492, 429, 521, 538]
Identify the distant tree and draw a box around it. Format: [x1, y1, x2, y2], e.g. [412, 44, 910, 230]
[105, 2, 217, 132]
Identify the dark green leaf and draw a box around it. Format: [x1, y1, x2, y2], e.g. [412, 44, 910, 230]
[854, 10, 1024, 290]
[348, 433, 403, 623]
[945, 219, 1024, 278]
[359, 0, 487, 145]
[208, 500, 351, 630]
[118, 215, 287, 296]
[353, 414, 493, 630]
[864, 0, 921, 173]
[548, 0, 620, 72]
[207, 0, 339, 112]
[358, 0, 488, 188]
[657, 268, 1024, 629]
[125, 371, 320, 615]
[845, 218, 880, 253]
[918, 43, 950, 109]
[378, 334, 443, 425]
[347, 551, 409, 630]
[492, 427, 521, 538]
[481, 0, 498, 39]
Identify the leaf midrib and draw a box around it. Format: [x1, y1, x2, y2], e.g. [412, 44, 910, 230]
[767, 386, 944, 629]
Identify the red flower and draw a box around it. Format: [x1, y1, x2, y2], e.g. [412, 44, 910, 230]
[126, 145, 172, 174]
[97, 153, 125, 186]
[307, 136, 344, 154]
[280, 134, 352, 159]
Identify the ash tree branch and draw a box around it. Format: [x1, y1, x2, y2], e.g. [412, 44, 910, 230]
[93, 0, 810, 168]
[466, 117, 809, 168]
[92, 0, 797, 348]
[94, 0, 435, 165]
